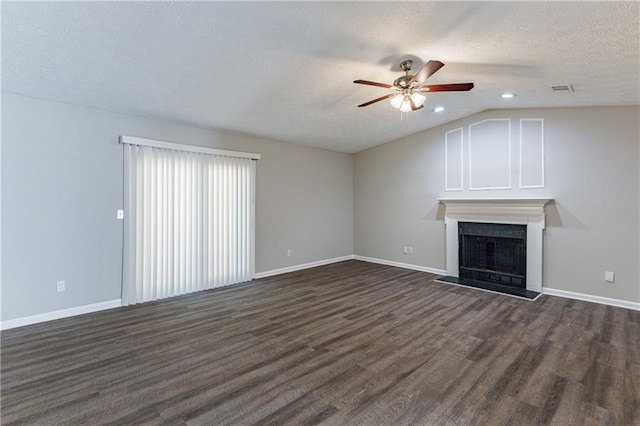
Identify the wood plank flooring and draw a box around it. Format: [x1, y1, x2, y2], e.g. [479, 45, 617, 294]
[1, 260, 639, 425]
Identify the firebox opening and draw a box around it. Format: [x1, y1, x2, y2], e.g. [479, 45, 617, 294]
[458, 222, 527, 289]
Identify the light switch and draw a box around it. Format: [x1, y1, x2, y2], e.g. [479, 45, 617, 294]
[117, 210, 124, 220]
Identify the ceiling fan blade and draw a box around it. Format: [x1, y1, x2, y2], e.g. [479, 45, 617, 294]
[408, 60, 444, 86]
[419, 83, 474, 92]
[353, 79, 393, 89]
[358, 93, 394, 107]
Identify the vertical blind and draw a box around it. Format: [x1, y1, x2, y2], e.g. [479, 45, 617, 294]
[121, 137, 258, 305]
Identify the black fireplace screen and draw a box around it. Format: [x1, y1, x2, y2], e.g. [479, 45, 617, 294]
[458, 222, 527, 288]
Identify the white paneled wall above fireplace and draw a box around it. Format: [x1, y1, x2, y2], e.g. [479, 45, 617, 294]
[445, 118, 545, 192]
[445, 127, 463, 191]
[469, 119, 512, 190]
[519, 119, 545, 188]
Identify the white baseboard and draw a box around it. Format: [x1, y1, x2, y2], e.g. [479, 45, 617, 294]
[353, 255, 447, 276]
[542, 287, 640, 311]
[6, 269, 634, 331]
[253, 255, 355, 279]
[1, 299, 122, 330]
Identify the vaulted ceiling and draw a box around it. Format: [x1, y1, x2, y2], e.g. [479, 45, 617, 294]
[3, 2, 639, 153]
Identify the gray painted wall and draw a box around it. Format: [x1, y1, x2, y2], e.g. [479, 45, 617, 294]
[3, 96, 638, 322]
[1, 94, 353, 321]
[355, 106, 640, 304]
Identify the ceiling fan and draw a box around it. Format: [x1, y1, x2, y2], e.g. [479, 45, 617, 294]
[354, 60, 474, 112]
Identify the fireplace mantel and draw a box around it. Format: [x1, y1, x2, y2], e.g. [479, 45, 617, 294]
[438, 198, 553, 204]
[438, 197, 553, 293]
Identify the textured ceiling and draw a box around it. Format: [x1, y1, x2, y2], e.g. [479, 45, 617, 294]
[2, 1, 639, 153]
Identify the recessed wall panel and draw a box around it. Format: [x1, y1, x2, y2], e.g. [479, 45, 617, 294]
[469, 119, 511, 190]
[520, 119, 544, 188]
[445, 128, 463, 191]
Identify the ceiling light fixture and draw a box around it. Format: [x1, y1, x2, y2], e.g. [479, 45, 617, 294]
[434, 106, 445, 112]
[390, 61, 427, 112]
[391, 90, 427, 112]
[501, 93, 515, 98]
[399, 97, 413, 113]
[390, 94, 404, 109]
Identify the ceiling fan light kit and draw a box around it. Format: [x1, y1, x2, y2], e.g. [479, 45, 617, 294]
[390, 94, 404, 109]
[354, 59, 474, 113]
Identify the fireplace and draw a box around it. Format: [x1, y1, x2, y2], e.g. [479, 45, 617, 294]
[458, 222, 527, 288]
[438, 198, 552, 298]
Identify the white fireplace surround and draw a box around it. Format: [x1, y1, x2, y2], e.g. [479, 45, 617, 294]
[438, 198, 553, 293]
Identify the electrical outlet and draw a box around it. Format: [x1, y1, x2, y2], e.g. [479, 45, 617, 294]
[403, 246, 408, 254]
[57, 280, 66, 292]
[408, 247, 413, 254]
[117, 209, 124, 220]
[287, 249, 291, 257]
[605, 271, 614, 283]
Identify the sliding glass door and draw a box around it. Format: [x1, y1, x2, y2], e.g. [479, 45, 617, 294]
[121, 137, 257, 305]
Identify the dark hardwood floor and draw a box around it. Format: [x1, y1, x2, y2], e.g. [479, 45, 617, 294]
[1, 260, 639, 425]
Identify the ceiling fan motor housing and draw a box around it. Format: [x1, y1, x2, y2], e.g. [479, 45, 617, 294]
[393, 75, 414, 89]
[395, 60, 415, 88]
